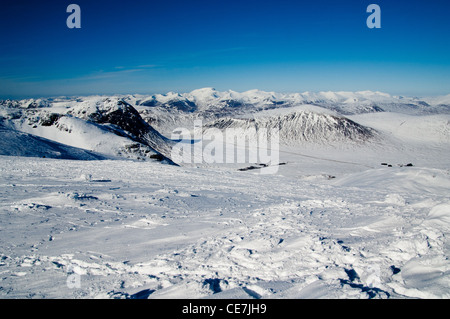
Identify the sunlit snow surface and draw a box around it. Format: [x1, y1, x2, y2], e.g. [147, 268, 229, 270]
[1, 151, 449, 299]
[1, 90, 449, 299]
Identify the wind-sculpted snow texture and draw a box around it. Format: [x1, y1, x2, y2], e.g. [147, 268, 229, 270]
[1, 158, 449, 299]
[0, 89, 449, 299]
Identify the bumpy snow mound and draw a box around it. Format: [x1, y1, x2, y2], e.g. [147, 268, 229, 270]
[333, 167, 450, 195]
[203, 111, 377, 145]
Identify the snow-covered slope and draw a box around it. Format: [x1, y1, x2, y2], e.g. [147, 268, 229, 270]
[0, 122, 106, 160]
[1, 156, 449, 299]
[15, 114, 158, 160]
[350, 112, 450, 145]
[1, 97, 175, 163]
[65, 98, 176, 161]
[203, 111, 377, 146]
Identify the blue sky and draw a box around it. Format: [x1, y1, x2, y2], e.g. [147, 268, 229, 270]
[1, 0, 449, 98]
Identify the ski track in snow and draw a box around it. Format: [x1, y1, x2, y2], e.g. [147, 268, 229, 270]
[1, 156, 449, 299]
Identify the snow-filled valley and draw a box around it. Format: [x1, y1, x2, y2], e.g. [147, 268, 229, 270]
[0, 89, 449, 299]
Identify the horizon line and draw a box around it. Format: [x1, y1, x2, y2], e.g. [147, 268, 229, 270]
[2, 88, 450, 101]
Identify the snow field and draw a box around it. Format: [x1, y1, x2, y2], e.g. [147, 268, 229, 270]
[1, 155, 449, 299]
[1, 90, 449, 299]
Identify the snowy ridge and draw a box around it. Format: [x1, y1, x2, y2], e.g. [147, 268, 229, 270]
[65, 98, 176, 161]
[131, 88, 450, 135]
[0, 122, 106, 160]
[2, 89, 450, 117]
[203, 111, 377, 146]
[1, 97, 175, 163]
[133, 88, 450, 115]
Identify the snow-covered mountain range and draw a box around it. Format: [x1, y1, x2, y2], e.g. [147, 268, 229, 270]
[0, 97, 175, 163]
[1, 88, 449, 163]
[1, 89, 450, 299]
[133, 88, 450, 115]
